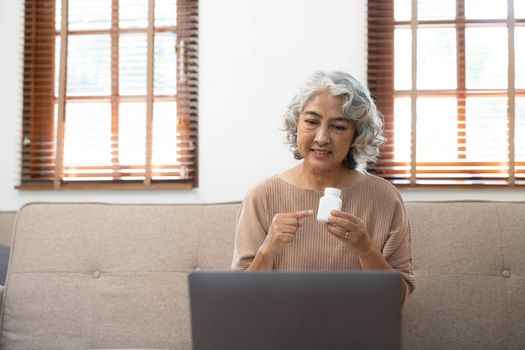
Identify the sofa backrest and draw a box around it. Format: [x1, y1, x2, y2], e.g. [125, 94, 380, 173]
[1, 201, 524, 350]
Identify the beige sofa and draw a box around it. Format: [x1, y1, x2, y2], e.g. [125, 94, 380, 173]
[0, 201, 524, 349]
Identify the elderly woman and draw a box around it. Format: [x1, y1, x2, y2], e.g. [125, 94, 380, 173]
[231, 71, 415, 302]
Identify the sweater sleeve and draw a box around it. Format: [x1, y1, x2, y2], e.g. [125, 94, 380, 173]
[231, 185, 270, 271]
[381, 196, 416, 296]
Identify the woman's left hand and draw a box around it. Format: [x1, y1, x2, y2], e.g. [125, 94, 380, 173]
[325, 210, 372, 255]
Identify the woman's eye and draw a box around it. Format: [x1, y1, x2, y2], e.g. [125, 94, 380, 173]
[332, 125, 347, 131]
[304, 119, 318, 126]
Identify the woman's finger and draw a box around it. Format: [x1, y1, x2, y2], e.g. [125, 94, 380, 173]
[273, 210, 313, 224]
[324, 223, 350, 240]
[329, 210, 361, 223]
[278, 223, 302, 234]
[327, 215, 360, 231]
[293, 210, 314, 219]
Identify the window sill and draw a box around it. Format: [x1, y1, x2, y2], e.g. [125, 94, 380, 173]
[16, 182, 194, 191]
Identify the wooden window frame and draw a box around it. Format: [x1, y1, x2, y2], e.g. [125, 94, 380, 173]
[367, 0, 525, 187]
[18, 0, 198, 190]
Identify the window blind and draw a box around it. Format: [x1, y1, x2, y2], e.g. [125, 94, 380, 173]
[19, 0, 198, 190]
[367, 0, 525, 186]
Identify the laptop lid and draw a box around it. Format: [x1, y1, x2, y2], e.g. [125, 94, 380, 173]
[189, 271, 402, 350]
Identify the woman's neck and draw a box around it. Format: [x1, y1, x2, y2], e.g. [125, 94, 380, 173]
[300, 163, 348, 191]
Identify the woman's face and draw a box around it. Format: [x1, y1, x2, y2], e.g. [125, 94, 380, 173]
[296, 90, 355, 172]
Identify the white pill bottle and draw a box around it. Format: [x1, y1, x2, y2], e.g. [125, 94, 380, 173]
[316, 187, 342, 222]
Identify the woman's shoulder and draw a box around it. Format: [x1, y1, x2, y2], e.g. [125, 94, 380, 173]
[363, 171, 396, 187]
[244, 175, 288, 199]
[354, 171, 403, 199]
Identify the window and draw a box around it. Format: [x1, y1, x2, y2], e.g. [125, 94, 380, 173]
[19, 0, 198, 190]
[367, 0, 525, 186]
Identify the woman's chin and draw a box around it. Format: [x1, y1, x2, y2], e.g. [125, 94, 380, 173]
[304, 157, 340, 172]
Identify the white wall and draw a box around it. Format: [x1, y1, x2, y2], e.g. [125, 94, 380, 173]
[0, 0, 523, 211]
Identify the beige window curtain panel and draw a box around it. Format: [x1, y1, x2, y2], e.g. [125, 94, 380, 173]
[19, 0, 198, 190]
[367, 0, 525, 186]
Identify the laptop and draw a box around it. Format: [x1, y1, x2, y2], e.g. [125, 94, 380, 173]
[189, 271, 402, 350]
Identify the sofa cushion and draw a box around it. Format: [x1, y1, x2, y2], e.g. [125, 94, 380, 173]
[0, 202, 239, 350]
[403, 201, 525, 350]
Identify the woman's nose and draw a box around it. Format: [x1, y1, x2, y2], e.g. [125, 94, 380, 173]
[314, 126, 330, 145]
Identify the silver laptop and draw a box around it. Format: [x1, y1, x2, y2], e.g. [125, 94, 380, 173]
[189, 271, 402, 350]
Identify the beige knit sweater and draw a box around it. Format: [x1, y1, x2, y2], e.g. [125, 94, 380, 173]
[231, 172, 416, 294]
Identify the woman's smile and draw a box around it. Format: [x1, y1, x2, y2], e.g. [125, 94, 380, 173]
[310, 148, 332, 160]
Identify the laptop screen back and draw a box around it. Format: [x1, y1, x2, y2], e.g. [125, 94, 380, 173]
[189, 271, 402, 350]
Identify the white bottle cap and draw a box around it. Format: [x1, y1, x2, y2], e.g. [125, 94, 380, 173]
[324, 187, 341, 197]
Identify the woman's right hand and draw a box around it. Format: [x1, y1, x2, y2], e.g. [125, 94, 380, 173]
[247, 209, 313, 271]
[262, 210, 313, 256]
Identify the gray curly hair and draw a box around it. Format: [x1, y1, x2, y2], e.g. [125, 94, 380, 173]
[282, 70, 385, 170]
